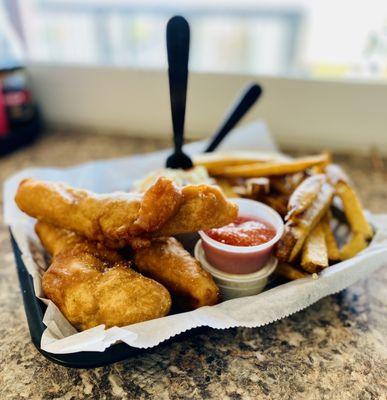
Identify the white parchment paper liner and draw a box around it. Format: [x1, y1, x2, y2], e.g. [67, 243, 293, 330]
[3, 121, 387, 354]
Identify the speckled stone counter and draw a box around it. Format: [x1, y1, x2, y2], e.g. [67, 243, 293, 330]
[1, 131, 386, 400]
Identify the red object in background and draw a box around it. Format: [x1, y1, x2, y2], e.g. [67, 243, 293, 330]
[0, 69, 42, 156]
[5, 89, 29, 106]
[0, 82, 9, 136]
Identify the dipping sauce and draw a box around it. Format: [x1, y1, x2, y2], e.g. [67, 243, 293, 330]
[199, 198, 284, 274]
[205, 216, 276, 247]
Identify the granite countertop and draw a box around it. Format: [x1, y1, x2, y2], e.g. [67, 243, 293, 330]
[0, 131, 386, 400]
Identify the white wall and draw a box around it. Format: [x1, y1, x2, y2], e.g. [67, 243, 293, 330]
[28, 64, 387, 154]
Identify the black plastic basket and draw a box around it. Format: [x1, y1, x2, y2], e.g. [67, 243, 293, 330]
[10, 231, 208, 368]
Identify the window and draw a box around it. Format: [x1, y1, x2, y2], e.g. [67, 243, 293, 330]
[8, 0, 387, 81]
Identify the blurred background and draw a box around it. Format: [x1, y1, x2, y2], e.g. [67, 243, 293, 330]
[1, 0, 387, 155]
[6, 0, 387, 80]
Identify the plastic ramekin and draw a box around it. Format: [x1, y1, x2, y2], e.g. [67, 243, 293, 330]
[199, 198, 284, 274]
[195, 240, 278, 300]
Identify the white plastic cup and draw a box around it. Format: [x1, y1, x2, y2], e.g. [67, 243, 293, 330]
[199, 198, 284, 274]
[195, 240, 278, 300]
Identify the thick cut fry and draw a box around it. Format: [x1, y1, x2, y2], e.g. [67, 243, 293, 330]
[335, 181, 373, 238]
[275, 263, 309, 280]
[215, 178, 240, 198]
[246, 178, 270, 197]
[194, 152, 287, 173]
[326, 164, 373, 239]
[286, 174, 325, 221]
[320, 212, 341, 261]
[270, 172, 305, 195]
[16, 178, 238, 247]
[301, 223, 328, 273]
[134, 237, 219, 310]
[259, 193, 289, 217]
[340, 232, 368, 260]
[276, 177, 334, 262]
[209, 153, 331, 177]
[232, 178, 271, 198]
[36, 222, 171, 331]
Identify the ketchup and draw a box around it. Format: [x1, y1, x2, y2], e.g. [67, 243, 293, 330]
[205, 216, 276, 247]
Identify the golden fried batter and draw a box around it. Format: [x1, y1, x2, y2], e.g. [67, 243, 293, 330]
[134, 237, 219, 310]
[156, 185, 238, 237]
[16, 178, 238, 248]
[36, 222, 171, 331]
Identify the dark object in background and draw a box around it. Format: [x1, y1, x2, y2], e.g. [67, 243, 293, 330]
[0, 67, 42, 156]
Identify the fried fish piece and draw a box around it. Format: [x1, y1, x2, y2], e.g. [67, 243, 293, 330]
[276, 175, 334, 262]
[301, 223, 329, 273]
[275, 262, 309, 280]
[209, 153, 331, 177]
[16, 178, 238, 247]
[17, 177, 179, 245]
[156, 184, 238, 237]
[36, 222, 171, 331]
[134, 237, 219, 310]
[326, 164, 373, 239]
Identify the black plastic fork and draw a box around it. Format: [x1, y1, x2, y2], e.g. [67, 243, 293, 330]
[165, 16, 193, 169]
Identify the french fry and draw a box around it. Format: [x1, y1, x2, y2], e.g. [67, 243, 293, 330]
[335, 181, 373, 238]
[276, 177, 334, 262]
[231, 178, 271, 199]
[259, 193, 289, 217]
[286, 174, 325, 221]
[275, 262, 309, 280]
[270, 172, 305, 195]
[209, 153, 331, 177]
[310, 164, 327, 174]
[320, 212, 341, 261]
[340, 232, 368, 259]
[246, 177, 270, 197]
[215, 178, 240, 198]
[194, 152, 286, 173]
[301, 223, 329, 273]
[326, 164, 373, 239]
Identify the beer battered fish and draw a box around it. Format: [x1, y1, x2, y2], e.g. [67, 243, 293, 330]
[134, 237, 220, 310]
[36, 222, 171, 331]
[16, 177, 238, 248]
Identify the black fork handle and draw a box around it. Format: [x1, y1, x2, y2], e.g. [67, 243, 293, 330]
[167, 16, 190, 152]
[204, 83, 262, 153]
